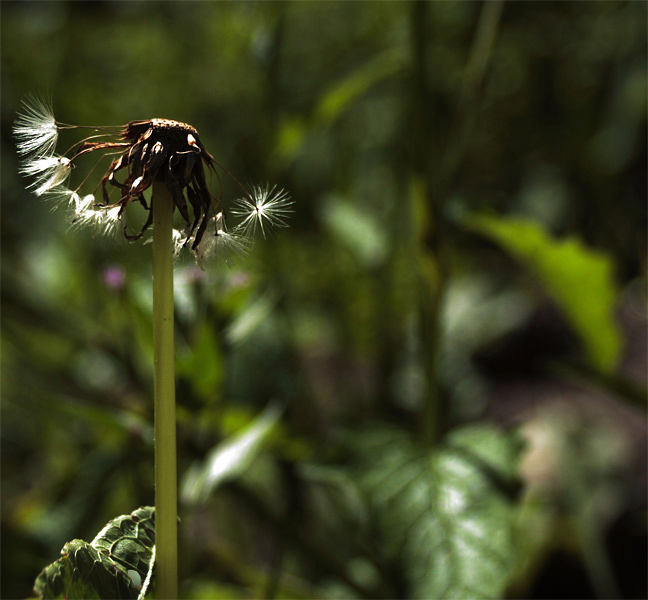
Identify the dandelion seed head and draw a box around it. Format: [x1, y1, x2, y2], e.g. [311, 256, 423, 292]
[14, 97, 293, 260]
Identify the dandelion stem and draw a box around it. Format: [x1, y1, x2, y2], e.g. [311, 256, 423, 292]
[152, 182, 178, 600]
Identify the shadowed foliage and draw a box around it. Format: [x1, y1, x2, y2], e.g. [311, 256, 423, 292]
[2, 2, 646, 599]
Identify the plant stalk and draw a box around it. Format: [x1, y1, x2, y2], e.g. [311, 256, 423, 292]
[152, 182, 178, 600]
[410, 0, 504, 446]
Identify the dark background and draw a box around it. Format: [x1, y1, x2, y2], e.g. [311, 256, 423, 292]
[2, 2, 646, 599]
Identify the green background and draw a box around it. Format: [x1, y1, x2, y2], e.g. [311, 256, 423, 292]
[2, 2, 646, 599]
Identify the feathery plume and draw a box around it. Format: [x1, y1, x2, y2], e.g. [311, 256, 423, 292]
[21, 155, 72, 196]
[193, 212, 251, 266]
[231, 185, 293, 239]
[13, 96, 58, 157]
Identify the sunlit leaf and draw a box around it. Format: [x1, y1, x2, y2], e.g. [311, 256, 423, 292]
[464, 213, 623, 373]
[272, 48, 405, 164]
[320, 196, 388, 267]
[313, 49, 405, 126]
[33, 506, 156, 600]
[356, 424, 522, 599]
[225, 293, 276, 345]
[181, 403, 282, 504]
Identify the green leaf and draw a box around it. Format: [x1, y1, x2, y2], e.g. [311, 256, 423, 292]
[272, 49, 405, 164]
[33, 506, 156, 600]
[356, 425, 522, 599]
[320, 195, 388, 267]
[181, 403, 282, 504]
[225, 293, 276, 345]
[313, 49, 405, 126]
[464, 213, 623, 373]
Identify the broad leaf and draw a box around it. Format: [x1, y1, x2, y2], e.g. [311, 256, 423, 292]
[181, 403, 282, 503]
[464, 213, 622, 373]
[273, 49, 405, 164]
[320, 196, 388, 267]
[313, 49, 405, 126]
[33, 506, 156, 600]
[356, 425, 522, 599]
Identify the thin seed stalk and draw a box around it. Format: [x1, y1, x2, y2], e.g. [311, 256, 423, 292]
[152, 182, 178, 600]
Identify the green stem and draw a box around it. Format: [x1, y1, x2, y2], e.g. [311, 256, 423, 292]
[410, 1, 445, 446]
[440, 0, 504, 194]
[410, 0, 504, 446]
[152, 182, 178, 600]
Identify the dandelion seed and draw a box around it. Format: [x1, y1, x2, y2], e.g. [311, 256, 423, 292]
[71, 195, 120, 237]
[28, 156, 72, 196]
[231, 185, 293, 239]
[19, 155, 63, 177]
[13, 96, 58, 157]
[80, 206, 121, 237]
[146, 228, 189, 260]
[171, 229, 191, 259]
[194, 212, 250, 266]
[98, 206, 123, 237]
[72, 194, 96, 218]
[172, 229, 186, 251]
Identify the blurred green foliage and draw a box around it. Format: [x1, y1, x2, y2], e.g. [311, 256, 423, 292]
[465, 213, 622, 372]
[2, 1, 646, 599]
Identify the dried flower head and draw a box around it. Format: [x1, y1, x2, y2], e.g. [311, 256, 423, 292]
[14, 98, 292, 263]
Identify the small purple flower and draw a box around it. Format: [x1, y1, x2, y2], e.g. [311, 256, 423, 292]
[101, 264, 126, 291]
